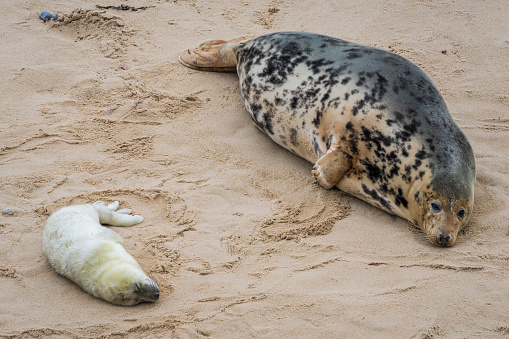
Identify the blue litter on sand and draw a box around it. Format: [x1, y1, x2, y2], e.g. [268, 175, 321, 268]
[2, 208, 21, 216]
[39, 11, 58, 22]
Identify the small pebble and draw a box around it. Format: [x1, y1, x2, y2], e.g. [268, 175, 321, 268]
[2, 208, 22, 216]
[441, 50, 447, 54]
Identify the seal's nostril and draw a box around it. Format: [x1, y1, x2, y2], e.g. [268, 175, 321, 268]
[438, 234, 451, 245]
[155, 292, 160, 300]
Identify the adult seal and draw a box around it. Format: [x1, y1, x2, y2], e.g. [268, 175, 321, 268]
[179, 31, 475, 246]
[43, 201, 160, 305]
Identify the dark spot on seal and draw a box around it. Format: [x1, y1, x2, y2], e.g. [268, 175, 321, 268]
[413, 159, 422, 169]
[306, 58, 334, 74]
[385, 119, 396, 127]
[352, 99, 366, 116]
[258, 40, 310, 86]
[403, 119, 420, 135]
[312, 110, 323, 127]
[415, 149, 427, 159]
[347, 53, 362, 59]
[362, 184, 392, 211]
[395, 188, 408, 208]
[290, 97, 299, 110]
[289, 128, 298, 146]
[387, 151, 398, 162]
[341, 77, 351, 85]
[263, 58, 289, 85]
[394, 111, 404, 122]
[425, 138, 436, 152]
[326, 134, 333, 150]
[321, 91, 330, 104]
[388, 165, 400, 178]
[312, 136, 322, 156]
[250, 102, 262, 121]
[262, 112, 274, 135]
[348, 137, 359, 156]
[345, 49, 365, 59]
[404, 165, 412, 175]
[363, 161, 383, 182]
[274, 97, 286, 106]
[360, 126, 394, 152]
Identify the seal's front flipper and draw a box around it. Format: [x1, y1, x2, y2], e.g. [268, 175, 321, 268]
[93, 201, 144, 227]
[312, 148, 352, 189]
[179, 39, 246, 72]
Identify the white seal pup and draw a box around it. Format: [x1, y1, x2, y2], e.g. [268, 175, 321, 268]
[179, 31, 476, 246]
[43, 201, 160, 306]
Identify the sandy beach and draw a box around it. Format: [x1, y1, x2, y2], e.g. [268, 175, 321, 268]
[1, 0, 509, 337]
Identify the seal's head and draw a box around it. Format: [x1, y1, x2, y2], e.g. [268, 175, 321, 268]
[421, 172, 474, 247]
[99, 263, 160, 306]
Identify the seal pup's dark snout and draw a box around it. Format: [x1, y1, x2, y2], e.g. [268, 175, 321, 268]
[138, 280, 160, 303]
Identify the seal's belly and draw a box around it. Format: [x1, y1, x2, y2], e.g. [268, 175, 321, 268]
[239, 64, 420, 220]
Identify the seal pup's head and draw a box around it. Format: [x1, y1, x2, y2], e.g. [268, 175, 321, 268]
[98, 263, 160, 306]
[421, 172, 474, 247]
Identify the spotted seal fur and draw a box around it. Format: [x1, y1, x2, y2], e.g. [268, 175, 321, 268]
[43, 201, 160, 305]
[179, 31, 475, 246]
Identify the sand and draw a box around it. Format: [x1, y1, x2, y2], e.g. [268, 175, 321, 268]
[1, 0, 509, 338]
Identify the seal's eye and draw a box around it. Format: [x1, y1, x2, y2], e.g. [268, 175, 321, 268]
[431, 202, 441, 212]
[457, 209, 465, 218]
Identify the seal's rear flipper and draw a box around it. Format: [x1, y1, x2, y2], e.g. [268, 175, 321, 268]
[179, 39, 247, 73]
[93, 201, 144, 227]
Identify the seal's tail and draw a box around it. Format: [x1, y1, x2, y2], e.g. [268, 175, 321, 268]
[179, 38, 248, 73]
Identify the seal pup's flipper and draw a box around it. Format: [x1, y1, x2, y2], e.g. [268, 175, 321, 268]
[92, 201, 144, 227]
[179, 39, 247, 72]
[312, 147, 352, 189]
